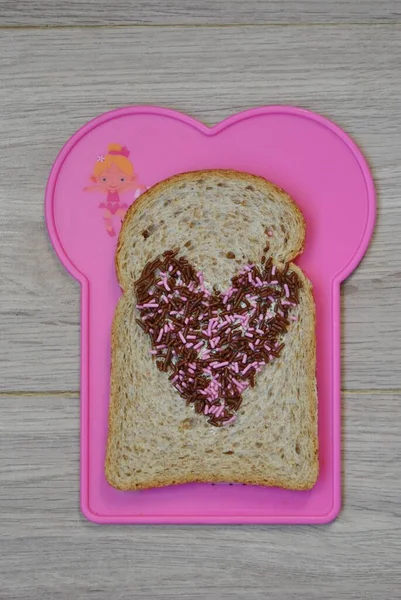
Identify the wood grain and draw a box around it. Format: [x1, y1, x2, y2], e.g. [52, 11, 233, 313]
[1, 0, 401, 26]
[0, 393, 400, 599]
[0, 25, 401, 391]
[1, 10, 401, 600]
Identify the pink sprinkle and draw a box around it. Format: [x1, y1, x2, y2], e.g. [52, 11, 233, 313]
[256, 277, 263, 286]
[156, 329, 164, 343]
[178, 332, 186, 344]
[168, 265, 173, 272]
[188, 368, 195, 374]
[186, 343, 194, 349]
[256, 328, 264, 335]
[269, 355, 274, 361]
[139, 302, 158, 309]
[171, 374, 178, 383]
[185, 317, 189, 324]
[213, 361, 229, 368]
[163, 280, 171, 292]
[268, 295, 275, 302]
[194, 341, 203, 350]
[227, 304, 232, 311]
[232, 377, 243, 391]
[233, 362, 239, 373]
[272, 265, 276, 276]
[187, 334, 196, 339]
[271, 280, 278, 285]
[255, 339, 260, 346]
[284, 283, 290, 298]
[156, 344, 167, 350]
[242, 364, 253, 375]
[222, 415, 237, 426]
[149, 350, 157, 355]
[216, 405, 225, 418]
[242, 354, 247, 364]
[204, 405, 209, 415]
[278, 310, 284, 317]
[249, 342, 255, 351]
[189, 362, 197, 369]
[245, 332, 253, 338]
[268, 230, 273, 237]
[290, 315, 298, 321]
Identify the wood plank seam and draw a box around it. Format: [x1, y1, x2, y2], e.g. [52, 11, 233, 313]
[1, 23, 401, 30]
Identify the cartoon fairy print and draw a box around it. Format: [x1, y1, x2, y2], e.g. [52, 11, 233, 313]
[84, 143, 146, 237]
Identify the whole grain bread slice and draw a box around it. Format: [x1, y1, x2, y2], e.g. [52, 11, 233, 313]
[106, 170, 318, 490]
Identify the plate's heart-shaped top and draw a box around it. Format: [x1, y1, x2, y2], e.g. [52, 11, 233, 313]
[47, 106, 374, 288]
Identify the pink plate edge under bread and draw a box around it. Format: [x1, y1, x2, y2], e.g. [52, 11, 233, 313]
[45, 105, 375, 524]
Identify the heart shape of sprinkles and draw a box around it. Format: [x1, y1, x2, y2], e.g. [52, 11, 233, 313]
[134, 249, 301, 427]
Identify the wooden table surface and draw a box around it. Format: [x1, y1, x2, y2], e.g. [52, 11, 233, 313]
[1, 2, 401, 598]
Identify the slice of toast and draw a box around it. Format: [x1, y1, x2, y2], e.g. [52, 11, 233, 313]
[106, 170, 318, 490]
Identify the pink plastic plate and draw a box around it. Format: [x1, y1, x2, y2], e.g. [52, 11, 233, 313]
[45, 106, 375, 524]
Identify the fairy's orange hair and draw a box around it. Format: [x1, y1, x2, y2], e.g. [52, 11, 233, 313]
[93, 144, 134, 177]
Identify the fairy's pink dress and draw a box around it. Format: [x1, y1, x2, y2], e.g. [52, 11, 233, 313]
[99, 191, 128, 214]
